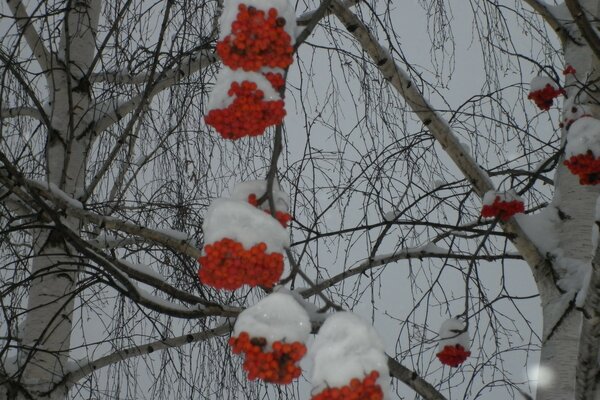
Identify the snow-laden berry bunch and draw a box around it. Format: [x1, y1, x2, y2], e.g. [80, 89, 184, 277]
[563, 117, 600, 185]
[481, 190, 524, 221]
[229, 292, 310, 384]
[528, 76, 565, 111]
[197, 183, 290, 290]
[436, 318, 471, 367]
[309, 312, 390, 400]
[204, 0, 296, 139]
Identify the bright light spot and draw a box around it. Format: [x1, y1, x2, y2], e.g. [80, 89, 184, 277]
[529, 364, 554, 387]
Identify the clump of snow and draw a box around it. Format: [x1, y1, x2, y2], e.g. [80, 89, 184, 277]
[231, 180, 289, 212]
[203, 198, 289, 253]
[565, 117, 600, 157]
[514, 206, 560, 255]
[207, 69, 281, 112]
[529, 76, 558, 92]
[233, 292, 310, 346]
[219, 0, 297, 42]
[310, 312, 389, 396]
[437, 318, 469, 350]
[275, 286, 325, 323]
[483, 189, 522, 205]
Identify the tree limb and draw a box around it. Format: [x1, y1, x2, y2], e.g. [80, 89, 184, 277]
[388, 357, 448, 400]
[0, 106, 42, 120]
[520, 0, 570, 43]
[330, 0, 561, 305]
[5, 0, 54, 78]
[61, 323, 232, 389]
[565, 0, 600, 60]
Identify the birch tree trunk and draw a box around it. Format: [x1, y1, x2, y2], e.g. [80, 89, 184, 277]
[10, 2, 101, 398]
[537, 1, 600, 399]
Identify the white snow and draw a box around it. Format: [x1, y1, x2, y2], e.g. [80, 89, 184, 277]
[437, 318, 469, 350]
[155, 228, 192, 242]
[230, 180, 289, 212]
[203, 198, 289, 253]
[482, 189, 522, 206]
[274, 286, 325, 323]
[515, 206, 590, 306]
[233, 292, 311, 346]
[310, 312, 390, 397]
[514, 206, 560, 255]
[48, 183, 83, 209]
[529, 75, 558, 92]
[207, 69, 282, 111]
[565, 116, 600, 157]
[218, 0, 297, 42]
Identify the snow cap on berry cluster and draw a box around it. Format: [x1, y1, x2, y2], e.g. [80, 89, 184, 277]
[482, 189, 522, 206]
[437, 318, 469, 350]
[233, 292, 311, 345]
[565, 116, 600, 158]
[219, 0, 297, 43]
[529, 76, 558, 93]
[231, 180, 289, 213]
[203, 198, 289, 253]
[310, 312, 390, 397]
[207, 69, 281, 112]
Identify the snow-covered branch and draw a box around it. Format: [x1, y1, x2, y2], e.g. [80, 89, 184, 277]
[520, 0, 570, 43]
[0, 106, 43, 121]
[15, 177, 202, 258]
[565, 0, 600, 61]
[62, 323, 232, 388]
[6, 0, 54, 78]
[330, 0, 561, 302]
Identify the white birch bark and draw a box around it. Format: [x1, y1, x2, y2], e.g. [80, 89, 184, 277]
[537, 2, 600, 399]
[11, 2, 101, 399]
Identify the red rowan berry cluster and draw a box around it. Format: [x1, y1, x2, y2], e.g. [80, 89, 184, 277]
[264, 71, 286, 90]
[528, 84, 566, 111]
[217, 5, 293, 71]
[247, 193, 292, 227]
[563, 65, 576, 75]
[198, 238, 283, 290]
[436, 344, 471, 367]
[229, 331, 307, 384]
[311, 371, 383, 400]
[564, 150, 600, 185]
[204, 80, 286, 139]
[481, 196, 525, 221]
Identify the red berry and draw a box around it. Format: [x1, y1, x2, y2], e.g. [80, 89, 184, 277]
[481, 196, 524, 221]
[436, 344, 471, 367]
[311, 371, 383, 400]
[205, 80, 286, 139]
[528, 84, 565, 111]
[229, 332, 307, 384]
[217, 6, 294, 71]
[563, 65, 576, 75]
[198, 238, 284, 290]
[564, 150, 600, 185]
